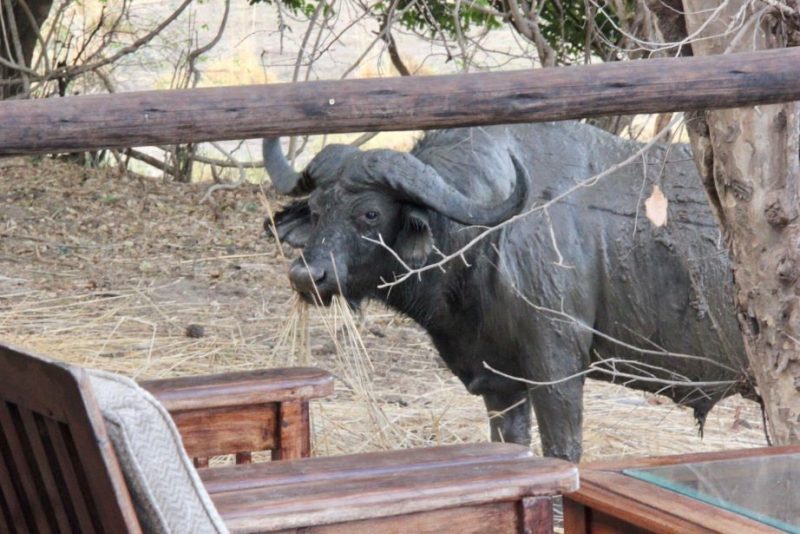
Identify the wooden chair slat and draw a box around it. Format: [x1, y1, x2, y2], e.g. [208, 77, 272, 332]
[60, 406, 137, 533]
[0, 495, 10, 534]
[0, 343, 141, 533]
[18, 408, 74, 532]
[0, 401, 52, 533]
[0, 422, 28, 534]
[43, 417, 97, 534]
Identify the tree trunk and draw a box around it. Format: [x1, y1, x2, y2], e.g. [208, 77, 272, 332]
[1, 0, 54, 99]
[680, 1, 800, 444]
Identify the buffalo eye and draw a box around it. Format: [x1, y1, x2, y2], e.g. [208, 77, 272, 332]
[358, 210, 380, 225]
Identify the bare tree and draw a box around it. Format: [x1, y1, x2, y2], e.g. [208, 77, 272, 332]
[0, 0, 54, 99]
[646, 0, 800, 445]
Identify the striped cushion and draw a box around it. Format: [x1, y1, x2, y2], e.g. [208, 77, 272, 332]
[89, 370, 228, 534]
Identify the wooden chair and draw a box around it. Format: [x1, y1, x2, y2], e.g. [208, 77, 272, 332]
[0, 341, 578, 533]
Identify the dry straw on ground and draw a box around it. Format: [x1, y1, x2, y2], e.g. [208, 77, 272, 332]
[0, 158, 767, 463]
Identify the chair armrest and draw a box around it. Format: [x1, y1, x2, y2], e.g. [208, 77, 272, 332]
[140, 368, 335, 464]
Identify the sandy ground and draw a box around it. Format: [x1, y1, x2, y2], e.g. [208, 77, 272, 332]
[0, 157, 767, 464]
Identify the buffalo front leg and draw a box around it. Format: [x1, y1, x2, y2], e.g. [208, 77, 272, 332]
[482, 389, 532, 446]
[529, 379, 584, 462]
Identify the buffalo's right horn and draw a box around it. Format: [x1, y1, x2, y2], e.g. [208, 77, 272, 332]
[262, 138, 314, 196]
[263, 138, 358, 196]
[362, 151, 529, 227]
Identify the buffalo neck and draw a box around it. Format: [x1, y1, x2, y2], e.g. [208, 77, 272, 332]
[376, 265, 448, 330]
[375, 216, 484, 331]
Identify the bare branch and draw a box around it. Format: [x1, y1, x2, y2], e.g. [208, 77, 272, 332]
[0, 53, 34, 75]
[370, 114, 685, 288]
[504, 0, 557, 66]
[496, 272, 743, 374]
[72, 5, 107, 66]
[127, 148, 179, 176]
[16, 0, 50, 73]
[350, 132, 380, 147]
[380, 0, 411, 76]
[483, 360, 738, 388]
[452, 0, 470, 71]
[192, 154, 264, 169]
[759, 0, 800, 18]
[464, 0, 507, 20]
[51, 0, 194, 82]
[590, 0, 751, 55]
[287, 0, 328, 163]
[32, 0, 69, 74]
[2, 0, 31, 94]
[199, 141, 249, 204]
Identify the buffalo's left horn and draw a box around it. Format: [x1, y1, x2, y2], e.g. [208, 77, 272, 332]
[262, 138, 314, 196]
[363, 151, 529, 227]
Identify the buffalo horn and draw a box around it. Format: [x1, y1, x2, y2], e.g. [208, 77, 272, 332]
[262, 138, 313, 196]
[363, 151, 529, 227]
[263, 139, 360, 196]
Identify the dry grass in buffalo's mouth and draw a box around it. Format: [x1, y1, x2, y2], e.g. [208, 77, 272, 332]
[278, 295, 404, 450]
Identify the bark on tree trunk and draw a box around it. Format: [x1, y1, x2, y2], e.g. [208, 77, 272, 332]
[680, 1, 800, 444]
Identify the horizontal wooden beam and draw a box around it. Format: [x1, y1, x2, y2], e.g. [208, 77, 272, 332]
[2, 48, 800, 156]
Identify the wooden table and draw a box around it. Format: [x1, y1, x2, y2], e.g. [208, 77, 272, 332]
[141, 367, 334, 465]
[564, 445, 800, 533]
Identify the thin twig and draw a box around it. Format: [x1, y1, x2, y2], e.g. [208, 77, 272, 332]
[2, 0, 31, 94]
[483, 360, 738, 389]
[370, 114, 684, 288]
[46, 0, 194, 83]
[199, 142, 249, 204]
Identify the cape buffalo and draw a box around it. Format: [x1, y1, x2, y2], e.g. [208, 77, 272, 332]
[263, 122, 757, 462]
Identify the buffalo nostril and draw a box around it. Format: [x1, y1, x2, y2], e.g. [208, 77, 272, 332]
[289, 263, 326, 294]
[308, 264, 326, 283]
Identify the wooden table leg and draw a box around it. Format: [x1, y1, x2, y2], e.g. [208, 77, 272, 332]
[273, 400, 310, 460]
[519, 496, 554, 534]
[562, 497, 588, 533]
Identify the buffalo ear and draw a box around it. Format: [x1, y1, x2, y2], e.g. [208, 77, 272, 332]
[265, 200, 311, 248]
[395, 206, 433, 269]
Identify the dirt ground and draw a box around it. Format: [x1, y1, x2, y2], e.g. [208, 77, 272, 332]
[0, 157, 767, 463]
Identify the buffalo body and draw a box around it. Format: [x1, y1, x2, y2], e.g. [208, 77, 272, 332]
[265, 122, 756, 461]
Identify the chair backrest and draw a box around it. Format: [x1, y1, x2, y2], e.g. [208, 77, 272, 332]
[0, 342, 141, 533]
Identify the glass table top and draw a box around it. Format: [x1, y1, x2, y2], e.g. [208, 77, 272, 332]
[625, 453, 800, 533]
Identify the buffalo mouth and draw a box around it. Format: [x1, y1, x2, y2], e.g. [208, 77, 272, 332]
[294, 287, 362, 311]
[288, 260, 340, 306]
[287, 260, 361, 308]
[296, 288, 335, 307]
